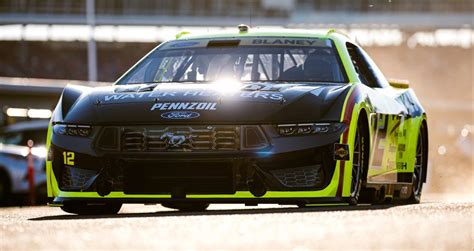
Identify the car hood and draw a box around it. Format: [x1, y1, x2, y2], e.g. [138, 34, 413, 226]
[59, 82, 351, 124]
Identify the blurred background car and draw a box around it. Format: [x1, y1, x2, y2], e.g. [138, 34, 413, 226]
[0, 0, 472, 205]
[0, 120, 48, 204]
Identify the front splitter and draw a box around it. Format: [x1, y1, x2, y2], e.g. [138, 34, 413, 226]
[52, 196, 349, 206]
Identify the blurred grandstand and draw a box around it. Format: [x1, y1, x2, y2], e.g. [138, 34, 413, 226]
[0, 0, 472, 84]
[0, 0, 472, 26]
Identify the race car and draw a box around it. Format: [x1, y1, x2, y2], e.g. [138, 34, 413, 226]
[46, 26, 428, 214]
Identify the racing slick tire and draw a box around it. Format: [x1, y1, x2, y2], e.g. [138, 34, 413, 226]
[407, 124, 427, 204]
[348, 117, 369, 205]
[161, 202, 210, 212]
[60, 202, 122, 215]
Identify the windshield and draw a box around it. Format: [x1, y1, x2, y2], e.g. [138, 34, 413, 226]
[117, 37, 347, 85]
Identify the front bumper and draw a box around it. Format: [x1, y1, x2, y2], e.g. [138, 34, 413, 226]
[47, 124, 347, 202]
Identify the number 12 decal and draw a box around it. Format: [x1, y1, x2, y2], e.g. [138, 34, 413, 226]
[63, 152, 75, 166]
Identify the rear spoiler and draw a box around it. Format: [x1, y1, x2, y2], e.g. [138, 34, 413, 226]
[388, 78, 410, 89]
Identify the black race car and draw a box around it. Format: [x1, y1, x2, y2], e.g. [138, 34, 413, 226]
[46, 27, 428, 214]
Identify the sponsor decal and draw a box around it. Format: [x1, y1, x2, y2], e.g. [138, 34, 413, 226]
[396, 162, 408, 170]
[394, 129, 407, 137]
[387, 160, 396, 169]
[400, 186, 408, 194]
[161, 111, 200, 120]
[334, 143, 350, 161]
[148, 88, 284, 101]
[240, 84, 281, 91]
[388, 144, 397, 153]
[104, 93, 148, 101]
[160, 38, 329, 49]
[168, 41, 200, 48]
[397, 144, 406, 151]
[252, 39, 323, 46]
[151, 102, 217, 111]
[104, 90, 284, 102]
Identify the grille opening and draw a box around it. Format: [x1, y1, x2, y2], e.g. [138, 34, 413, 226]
[256, 146, 336, 190]
[97, 127, 119, 150]
[98, 125, 244, 152]
[123, 161, 235, 194]
[122, 129, 145, 151]
[97, 125, 272, 152]
[60, 166, 97, 190]
[242, 126, 269, 149]
[270, 165, 323, 188]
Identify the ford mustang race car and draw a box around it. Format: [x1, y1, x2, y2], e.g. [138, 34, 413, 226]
[46, 26, 428, 214]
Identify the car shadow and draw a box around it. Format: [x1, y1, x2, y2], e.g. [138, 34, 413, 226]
[29, 204, 399, 221]
[0, 196, 48, 208]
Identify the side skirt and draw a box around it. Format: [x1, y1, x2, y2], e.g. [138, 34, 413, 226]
[365, 182, 413, 200]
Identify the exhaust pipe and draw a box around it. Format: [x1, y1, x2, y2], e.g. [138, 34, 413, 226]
[97, 180, 113, 197]
[248, 174, 267, 197]
[96, 160, 122, 197]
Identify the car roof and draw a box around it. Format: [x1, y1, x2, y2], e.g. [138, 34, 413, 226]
[175, 27, 353, 44]
[1, 120, 49, 133]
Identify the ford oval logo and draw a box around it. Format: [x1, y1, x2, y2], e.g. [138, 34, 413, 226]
[161, 111, 200, 120]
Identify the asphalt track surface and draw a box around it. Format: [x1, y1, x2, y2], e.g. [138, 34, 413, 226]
[0, 196, 472, 250]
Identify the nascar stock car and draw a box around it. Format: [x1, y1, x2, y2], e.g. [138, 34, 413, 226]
[46, 25, 428, 214]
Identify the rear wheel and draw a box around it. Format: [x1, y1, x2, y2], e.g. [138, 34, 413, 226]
[60, 202, 122, 215]
[162, 202, 209, 212]
[348, 120, 367, 205]
[408, 127, 425, 203]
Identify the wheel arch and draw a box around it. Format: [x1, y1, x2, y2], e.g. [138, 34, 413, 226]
[340, 101, 371, 197]
[420, 116, 429, 183]
[356, 108, 371, 182]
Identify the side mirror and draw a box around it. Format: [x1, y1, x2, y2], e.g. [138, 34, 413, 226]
[388, 78, 410, 89]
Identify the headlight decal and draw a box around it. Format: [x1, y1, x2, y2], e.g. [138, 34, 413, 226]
[276, 122, 345, 136]
[53, 124, 92, 137]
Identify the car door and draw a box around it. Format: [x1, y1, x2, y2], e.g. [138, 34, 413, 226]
[346, 43, 408, 184]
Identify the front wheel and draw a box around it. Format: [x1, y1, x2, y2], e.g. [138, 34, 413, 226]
[60, 202, 122, 215]
[348, 121, 367, 205]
